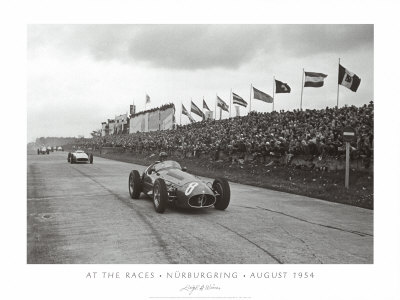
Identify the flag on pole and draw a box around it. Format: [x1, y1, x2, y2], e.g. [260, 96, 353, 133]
[191, 101, 205, 119]
[275, 80, 291, 93]
[182, 104, 195, 123]
[217, 96, 229, 112]
[232, 92, 248, 107]
[235, 105, 240, 117]
[338, 64, 361, 92]
[203, 99, 211, 111]
[253, 86, 273, 103]
[304, 72, 328, 87]
[145, 94, 151, 104]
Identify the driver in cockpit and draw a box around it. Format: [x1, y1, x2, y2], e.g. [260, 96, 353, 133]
[148, 152, 168, 174]
[158, 152, 168, 163]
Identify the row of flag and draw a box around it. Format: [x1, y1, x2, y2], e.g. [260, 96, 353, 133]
[182, 80, 295, 121]
[148, 63, 361, 123]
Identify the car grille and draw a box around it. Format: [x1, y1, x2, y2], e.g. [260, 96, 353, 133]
[76, 158, 88, 162]
[188, 194, 216, 208]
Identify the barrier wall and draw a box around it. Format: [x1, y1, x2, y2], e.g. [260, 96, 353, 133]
[98, 146, 372, 172]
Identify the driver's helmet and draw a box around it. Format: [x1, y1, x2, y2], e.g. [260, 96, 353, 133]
[159, 152, 168, 162]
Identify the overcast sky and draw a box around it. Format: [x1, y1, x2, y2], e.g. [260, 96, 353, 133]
[27, 24, 373, 142]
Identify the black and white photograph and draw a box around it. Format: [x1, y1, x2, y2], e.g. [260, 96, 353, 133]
[27, 24, 374, 264]
[2, 0, 400, 299]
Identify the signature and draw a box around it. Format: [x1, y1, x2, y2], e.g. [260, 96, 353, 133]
[180, 284, 221, 295]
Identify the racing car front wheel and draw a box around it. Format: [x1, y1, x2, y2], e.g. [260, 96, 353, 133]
[67, 153, 71, 162]
[129, 170, 142, 199]
[153, 178, 168, 213]
[89, 154, 93, 164]
[213, 178, 230, 210]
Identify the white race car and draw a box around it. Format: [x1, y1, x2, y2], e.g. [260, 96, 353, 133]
[67, 150, 93, 164]
[37, 147, 48, 155]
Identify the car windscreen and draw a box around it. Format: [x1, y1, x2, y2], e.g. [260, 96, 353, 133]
[154, 160, 181, 172]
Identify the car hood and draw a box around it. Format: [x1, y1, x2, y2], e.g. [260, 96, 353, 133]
[160, 168, 200, 187]
[74, 152, 88, 159]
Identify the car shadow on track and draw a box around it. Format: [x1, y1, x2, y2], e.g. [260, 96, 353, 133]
[135, 194, 215, 215]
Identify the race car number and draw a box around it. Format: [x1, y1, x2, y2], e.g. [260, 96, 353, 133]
[185, 182, 198, 196]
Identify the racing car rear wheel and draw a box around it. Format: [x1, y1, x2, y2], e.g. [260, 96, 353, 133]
[213, 178, 230, 210]
[89, 154, 93, 164]
[129, 170, 142, 199]
[153, 178, 168, 213]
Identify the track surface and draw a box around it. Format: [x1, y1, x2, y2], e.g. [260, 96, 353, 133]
[27, 152, 373, 264]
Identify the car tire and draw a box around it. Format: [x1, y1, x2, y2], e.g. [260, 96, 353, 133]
[153, 178, 168, 213]
[213, 177, 230, 210]
[67, 152, 71, 162]
[128, 170, 142, 199]
[71, 156, 74, 164]
[89, 154, 93, 164]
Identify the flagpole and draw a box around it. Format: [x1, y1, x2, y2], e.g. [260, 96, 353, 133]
[300, 69, 304, 111]
[190, 98, 193, 121]
[229, 89, 232, 118]
[215, 94, 217, 120]
[336, 58, 341, 109]
[180, 101, 182, 125]
[202, 96, 205, 120]
[272, 76, 275, 112]
[249, 84, 252, 114]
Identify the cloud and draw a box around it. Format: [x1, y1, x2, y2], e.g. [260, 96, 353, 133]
[28, 24, 373, 70]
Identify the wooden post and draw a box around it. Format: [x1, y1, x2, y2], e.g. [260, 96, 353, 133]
[345, 141, 350, 189]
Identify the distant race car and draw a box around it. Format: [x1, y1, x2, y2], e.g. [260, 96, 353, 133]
[37, 147, 48, 155]
[57, 146, 63, 151]
[128, 160, 230, 213]
[67, 150, 93, 164]
[47, 146, 52, 153]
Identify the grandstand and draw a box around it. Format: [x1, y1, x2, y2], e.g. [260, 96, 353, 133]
[83, 102, 373, 166]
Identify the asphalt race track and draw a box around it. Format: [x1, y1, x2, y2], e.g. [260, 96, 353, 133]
[27, 152, 373, 264]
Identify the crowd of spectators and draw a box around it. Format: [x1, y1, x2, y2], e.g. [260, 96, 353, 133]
[85, 102, 373, 161]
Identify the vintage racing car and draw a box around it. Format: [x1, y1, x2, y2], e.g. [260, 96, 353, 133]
[128, 160, 230, 213]
[37, 147, 49, 155]
[57, 146, 63, 151]
[67, 150, 93, 164]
